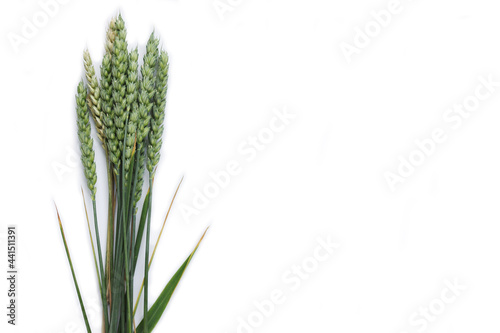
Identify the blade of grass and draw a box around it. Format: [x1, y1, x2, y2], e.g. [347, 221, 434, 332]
[132, 176, 183, 315]
[81, 188, 101, 289]
[149, 176, 183, 266]
[55, 203, 93, 333]
[136, 227, 209, 333]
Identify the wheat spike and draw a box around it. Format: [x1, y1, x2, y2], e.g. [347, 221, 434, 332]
[83, 50, 105, 148]
[124, 48, 139, 179]
[110, 14, 129, 173]
[76, 80, 97, 199]
[147, 50, 169, 173]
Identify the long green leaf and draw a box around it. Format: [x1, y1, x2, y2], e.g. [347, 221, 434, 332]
[55, 203, 93, 333]
[133, 177, 183, 315]
[136, 227, 208, 333]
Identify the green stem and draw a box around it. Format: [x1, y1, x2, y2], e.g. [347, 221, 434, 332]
[119, 128, 133, 333]
[127, 145, 141, 322]
[121, 203, 133, 333]
[105, 157, 115, 306]
[120, 172, 133, 333]
[109, 177, 123, 333]
[144, 175, 153, 333]
[92, 200, 109, 333]
[132, 189, 150, 275]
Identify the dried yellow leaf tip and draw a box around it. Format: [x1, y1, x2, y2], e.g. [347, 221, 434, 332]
[54, 202, 63, 228]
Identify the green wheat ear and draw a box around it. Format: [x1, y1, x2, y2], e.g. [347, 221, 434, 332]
[101, 19, 117, 167]
[76, 80, 97, 200]
[134, 33, 158, 204]
[139, 33, 159, 144]
[124, 47, 140, 180]
[102, 52, 117, 163]
[83, 50, 105, 148]
[147, 50, 169, 174]
[111, 14, 129, 173]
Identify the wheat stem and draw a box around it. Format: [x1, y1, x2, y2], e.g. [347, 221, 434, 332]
[92, 200, 109, 333]
[143, 175, 153, 333]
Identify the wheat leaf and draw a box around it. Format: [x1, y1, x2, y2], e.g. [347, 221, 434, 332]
[136, 227, 208, 333]
[81, 188, 101, 289]
[55, 203, 93, 333]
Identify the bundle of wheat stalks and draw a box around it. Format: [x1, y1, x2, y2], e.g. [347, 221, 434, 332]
[54, 14, 207, 333]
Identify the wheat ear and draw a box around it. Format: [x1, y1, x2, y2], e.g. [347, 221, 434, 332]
[83, 50, 105, 148]
[76, 80, 97, 200]
[147, 50, 169, 174]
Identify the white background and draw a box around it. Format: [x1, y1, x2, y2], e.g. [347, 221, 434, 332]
[1, 0, 500, 332]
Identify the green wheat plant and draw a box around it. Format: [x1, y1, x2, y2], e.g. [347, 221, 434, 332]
[54, 14, 207, 333]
